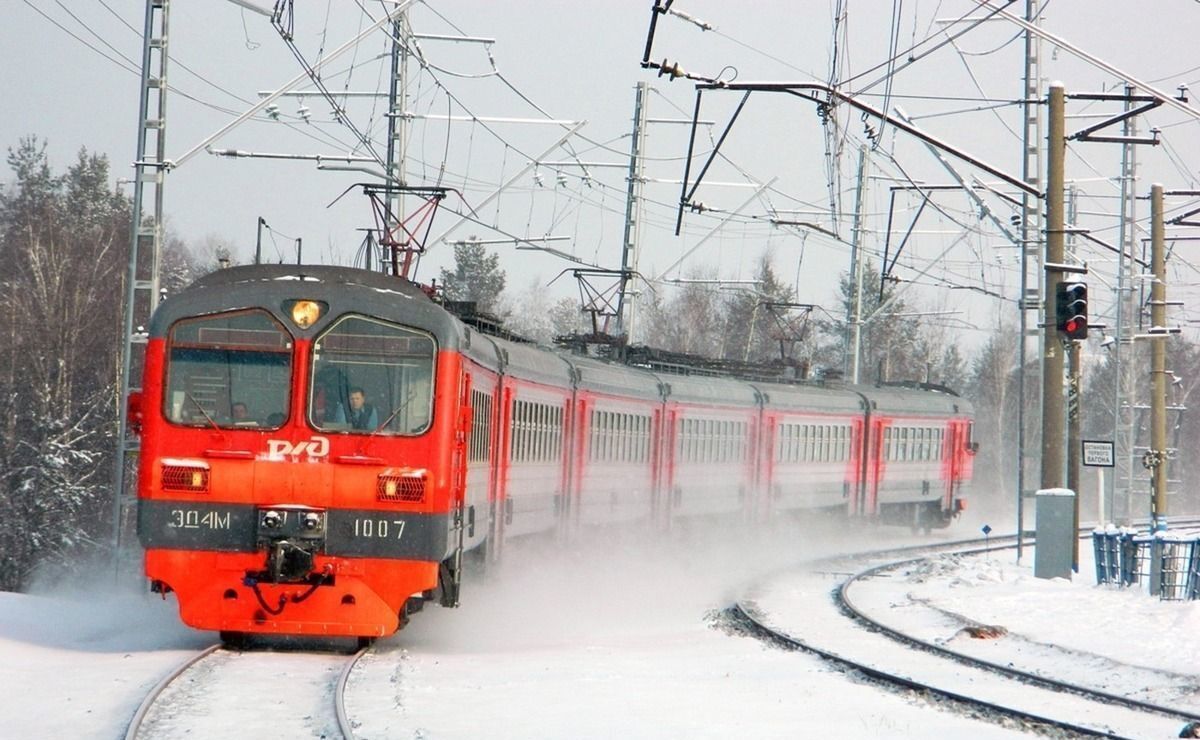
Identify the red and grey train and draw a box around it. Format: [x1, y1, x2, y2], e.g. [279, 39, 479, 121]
[134, 264, 975, 640]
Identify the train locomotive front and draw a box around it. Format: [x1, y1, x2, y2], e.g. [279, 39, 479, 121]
[135, 265, 469, 639]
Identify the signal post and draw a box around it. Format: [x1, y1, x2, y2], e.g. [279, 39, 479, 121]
[1042, 84, 1067, 495]
[1043, 84, 1092, 571]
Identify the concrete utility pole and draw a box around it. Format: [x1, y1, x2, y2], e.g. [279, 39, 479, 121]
[1149, 184, 1169, 527]
[1041, 83, 1067, 492]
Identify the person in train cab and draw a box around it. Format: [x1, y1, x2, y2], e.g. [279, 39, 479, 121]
[231, 402, 250, 422]
[312, 384, 340, 424]
[346, 386, 378, 430]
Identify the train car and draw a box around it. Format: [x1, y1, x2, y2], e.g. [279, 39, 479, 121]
[753, 382, 869, 519]
[660, 374, 761, 521]
[858, 384, 974, 531]
[135, 264, 974, 640]
[569, 355, 663, 529]
[136, 266, 469, 641]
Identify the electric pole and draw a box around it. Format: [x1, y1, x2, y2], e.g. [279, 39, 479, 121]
[617, 81, 649, 340]
[1149, 184, 1168, 529]
[112, 0, 171, 571]
[1041, 83, 1066, 492]
[1066, 184, 1081, 569]
[846, 145, 870, 383]
[385, 9, 410, 274]
[255, 216, 266, 264]
[1016, 0, 1044, 559]
[1113, 86, 1139, 526]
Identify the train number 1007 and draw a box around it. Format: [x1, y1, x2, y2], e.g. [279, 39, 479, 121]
[352, 518, 406, 540]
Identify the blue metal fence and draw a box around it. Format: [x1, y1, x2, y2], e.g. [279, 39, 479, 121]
[1093, 528, 1200, 600]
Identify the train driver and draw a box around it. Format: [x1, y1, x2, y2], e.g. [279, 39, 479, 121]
[346, 386, 379, 430]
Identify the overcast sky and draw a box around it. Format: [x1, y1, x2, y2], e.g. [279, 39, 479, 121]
[6, 1, 1200, 348]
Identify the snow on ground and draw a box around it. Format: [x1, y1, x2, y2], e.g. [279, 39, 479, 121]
[0, 576, 212, 739]
[900, 545, 1200, 678]
[2, 521, 1197, 738]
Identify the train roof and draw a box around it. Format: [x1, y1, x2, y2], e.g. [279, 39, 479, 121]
[858, 382, 973, 417]
[569, 354, 662, 401]
[150, 264, 466, 345]
[747, 379, 866, 414]
[656, 372, 761, 407]
[471, 334, 576, 390]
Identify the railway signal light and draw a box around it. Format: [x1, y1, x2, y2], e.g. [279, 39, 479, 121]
[1055, 281, 1088, 340]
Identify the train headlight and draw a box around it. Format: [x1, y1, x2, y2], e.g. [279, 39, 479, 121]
[286, 299, 325, 329]
[262, 510, 282, 529]
[377, 471, 426, 503]
[161, 462, 210, 493]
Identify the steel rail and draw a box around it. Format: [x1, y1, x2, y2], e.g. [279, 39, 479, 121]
[123, 644, 222, 740]
[729, 601, 1117, 738]
[836, 543, 1200, 727]
[734, 522, 1200, 737]
[335, 645, 372, 739]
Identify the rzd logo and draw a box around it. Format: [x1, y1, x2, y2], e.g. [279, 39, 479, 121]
[266, 436, 330, 460]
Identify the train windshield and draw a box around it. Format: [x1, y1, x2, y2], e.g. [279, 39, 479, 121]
[163, 309, 293, 429]
[308, 315, 436, 435]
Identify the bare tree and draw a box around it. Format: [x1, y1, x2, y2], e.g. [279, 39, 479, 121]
[501, 275, 582, 343]
[638, 266, 725, 356]
[964, 322, 1023, 510]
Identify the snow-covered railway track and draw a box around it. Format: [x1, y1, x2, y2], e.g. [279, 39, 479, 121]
[123, 642, 370, 740]
[735, 537, 1200, 738]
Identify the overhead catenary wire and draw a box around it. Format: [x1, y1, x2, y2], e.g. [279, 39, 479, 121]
[39, 0, 1200, 339]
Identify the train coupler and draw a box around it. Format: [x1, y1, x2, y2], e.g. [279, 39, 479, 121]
[254, 505, 328, 583]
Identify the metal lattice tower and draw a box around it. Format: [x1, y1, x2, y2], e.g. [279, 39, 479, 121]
[1111, 91, 1139, 524]
[1015, 0, 1044, 556]
[616, 81, 649, 341]
[112, 0, 170, 568]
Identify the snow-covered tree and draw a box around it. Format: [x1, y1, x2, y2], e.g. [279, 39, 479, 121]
[815, 262, 925, 382]
[0, 138, 128, 591]
[439, 239, 506, 313]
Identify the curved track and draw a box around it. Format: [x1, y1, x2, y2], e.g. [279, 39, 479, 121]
[735, 534, 1200, 738]
[123, 644, 222, 740]
[123, 642, 370, 740]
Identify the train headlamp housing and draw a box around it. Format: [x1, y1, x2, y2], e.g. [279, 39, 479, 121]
[161, 461, 210, 493]
[284, 299, 326, 329]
